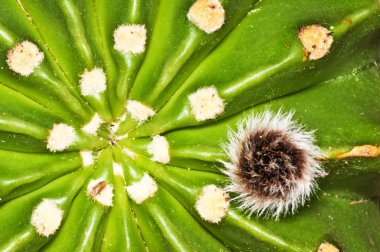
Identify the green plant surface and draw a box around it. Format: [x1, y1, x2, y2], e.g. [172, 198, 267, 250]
[0, 0, 379, 251]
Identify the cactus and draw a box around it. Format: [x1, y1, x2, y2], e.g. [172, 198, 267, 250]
[0, 0, 379, 251]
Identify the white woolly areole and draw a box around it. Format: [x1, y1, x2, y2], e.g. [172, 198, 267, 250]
[31, 199, 63, 237]
[189, 86, 225, 121]
[80, 68, 107, 96]
[298, 25, 333, 60]
[123, 148, 137, 159]
[147, 135, 170, 164]
[222, 111, 326, 219]
[47, 123, 76, 152]
[318, 242, 340, 252]
[7, 41, 44, 76]
[114, 24, 147, 54]
[113, 162, 124, 178]
[82, 113, 103, 135]
[80, 150, 94, 167]
[110, 113, 127, 134]
[126, 100, 155, 123]
[126, 174, 158, 204]
[187, 0, 225, 34]
[195, 185, 229, 223]
[87, 179, 114, 206]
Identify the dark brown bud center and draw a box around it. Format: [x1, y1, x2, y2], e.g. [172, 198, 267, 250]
[237, 130, 306, 200]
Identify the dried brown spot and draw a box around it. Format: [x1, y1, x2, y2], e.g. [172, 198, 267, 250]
[316, 157, 326, 161]
[89, 181, 107, 197]
[301, 47, 309, 61]
[349, 199, 368, 205]
[343, 19, 353, 25]
[109, 137, 117, 146]
[337, 145, 380, 159]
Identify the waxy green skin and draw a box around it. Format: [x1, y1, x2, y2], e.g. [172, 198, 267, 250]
[0, 0, 379, 251]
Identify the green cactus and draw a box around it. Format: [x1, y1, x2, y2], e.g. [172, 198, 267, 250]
[0, 0, 379, 251]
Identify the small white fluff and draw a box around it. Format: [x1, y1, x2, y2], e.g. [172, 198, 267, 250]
[47, 123, 76, 152]
[123, 148, 137, 159]
[126, 100, 155, 123]
[189, 86, 225, 121]
[298, 24, 333, 60]
[87, 179, 114, 207]
[110, 113, 127, 134]
[31, 199, 63, 237]
[115, 133, 129, 141]
[113, 162, 124, 178]
[187, 0, 225, 34]
[126, 174, 158, 204]
[7, 41, 44, 76]
[114, 24, 147, 54]
[80, 68, 107, 96]
[195, 185, 229, 223]
[80, 150, 94, 167]
[147, 135, 170, 164]
[82, 113, 103, 135]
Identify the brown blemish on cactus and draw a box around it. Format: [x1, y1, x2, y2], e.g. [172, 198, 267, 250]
[337, 145, 380, 159]
[318, 242, 340, 252]
[349, 198, 368, 205]
[298, 24, 333, 60]
[89, 180, 107, 197]
[343, 19, 353, 25]
[108, 136, 118, 146]
[87, 179, 114, 206]
[301, 47, 309, 61]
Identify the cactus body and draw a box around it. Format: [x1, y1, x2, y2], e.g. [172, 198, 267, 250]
[0, 0, 379, 251]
